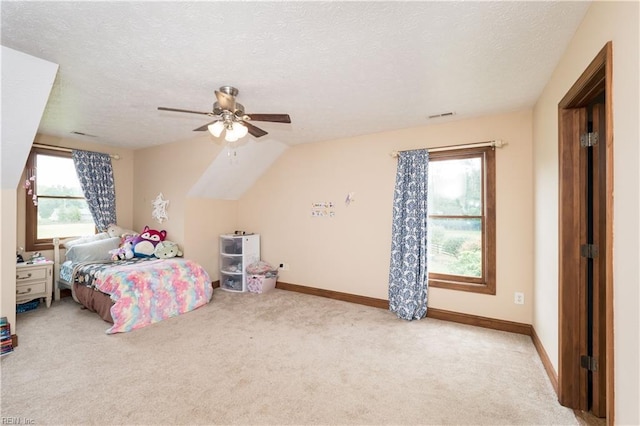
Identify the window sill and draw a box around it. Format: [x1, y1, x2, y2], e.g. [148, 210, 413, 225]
[429, 278, 496, 295]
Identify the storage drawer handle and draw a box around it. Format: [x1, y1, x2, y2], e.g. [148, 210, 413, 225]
[16, 288, 32, 295]
[17, 273, 33, 280]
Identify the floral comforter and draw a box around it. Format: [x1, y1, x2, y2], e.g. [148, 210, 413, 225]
[94, 258, 212, 334]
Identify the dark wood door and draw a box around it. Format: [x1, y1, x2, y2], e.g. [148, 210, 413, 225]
[559, 107, 589, 411]
[558, 41, 613, 423]
[558, 102, 607, 418]
[589, 102, 606, 418]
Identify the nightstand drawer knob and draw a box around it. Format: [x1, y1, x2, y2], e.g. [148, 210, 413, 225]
[17, 287, 32, 295]
[17, 272, 33, 280]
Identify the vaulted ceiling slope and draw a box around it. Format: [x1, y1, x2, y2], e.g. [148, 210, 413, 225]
[1, 1, 590, 150]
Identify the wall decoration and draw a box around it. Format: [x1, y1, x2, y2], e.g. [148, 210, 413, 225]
[152, 192, 169, 223]
[311, 210, 335, 217]
[345, 192, 355, 206]
[311, 201, 335, 218]
[311, 201, 334, 209]
[24, 168, 37, 206]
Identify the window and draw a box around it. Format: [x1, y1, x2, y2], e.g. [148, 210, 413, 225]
[427, 146, 496, 294]
[25, 148, 96, 251]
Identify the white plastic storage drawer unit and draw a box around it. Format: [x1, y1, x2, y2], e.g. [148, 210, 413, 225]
[219, 234, 260, 292]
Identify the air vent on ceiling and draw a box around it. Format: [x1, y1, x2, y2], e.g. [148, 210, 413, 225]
[70, 131, 97, 137]
[427, 112, 456, 119]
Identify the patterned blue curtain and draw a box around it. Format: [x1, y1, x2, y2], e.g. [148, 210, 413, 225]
[72, 150, 117, 232]
[388, 149, 429, 320]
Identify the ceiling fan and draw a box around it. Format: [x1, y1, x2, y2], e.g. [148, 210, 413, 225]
[158, 86, 291, 140]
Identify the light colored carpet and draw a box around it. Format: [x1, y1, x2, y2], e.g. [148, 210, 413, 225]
[1, 288, 577, 425]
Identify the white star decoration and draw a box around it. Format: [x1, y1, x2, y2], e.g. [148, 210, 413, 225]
[152, 193, 169, 223]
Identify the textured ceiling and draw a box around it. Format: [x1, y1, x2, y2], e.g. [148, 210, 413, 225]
[1, 1, 590, 150]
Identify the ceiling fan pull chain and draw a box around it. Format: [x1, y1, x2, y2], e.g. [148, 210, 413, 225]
[227, 141, 238, 165]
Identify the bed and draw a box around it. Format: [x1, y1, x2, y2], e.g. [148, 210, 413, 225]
[53, 234, 213, 334]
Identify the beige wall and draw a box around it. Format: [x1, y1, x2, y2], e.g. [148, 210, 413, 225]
[1, 189, 19, 336]
[532, 1, 639, 423]
[133, 135, 237, 280]
[238, 109, 534, 324]
[184, 198, 237, 281]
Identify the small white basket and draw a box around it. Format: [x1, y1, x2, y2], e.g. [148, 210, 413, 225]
[247, 275, 277, 294]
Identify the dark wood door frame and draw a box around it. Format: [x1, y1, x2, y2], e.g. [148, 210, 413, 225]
[558, 42, 614, 423]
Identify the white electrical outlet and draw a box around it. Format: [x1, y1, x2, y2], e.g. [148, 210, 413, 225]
[514, 292, 525, 305]
[279, 263, 290, 271]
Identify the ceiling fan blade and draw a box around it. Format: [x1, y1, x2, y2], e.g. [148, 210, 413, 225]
[193, 120, 219, 132]
[215, 90, 236, 111]
[243, 121, 268, 138]
[158, 106, 211, 115]
[246, 113, 291, 123]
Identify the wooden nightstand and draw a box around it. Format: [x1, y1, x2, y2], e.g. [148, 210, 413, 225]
[16, 261, 53, 308]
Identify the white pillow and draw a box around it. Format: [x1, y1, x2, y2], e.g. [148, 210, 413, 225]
[65, 236, 121, 262]
[63, 232, 110, 250]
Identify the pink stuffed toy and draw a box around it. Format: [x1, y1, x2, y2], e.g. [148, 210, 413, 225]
[109, 236, 135, 260]
[131, 226, 167, 257]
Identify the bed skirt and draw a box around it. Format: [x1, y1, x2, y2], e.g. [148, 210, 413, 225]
[73, 283, 114, 324]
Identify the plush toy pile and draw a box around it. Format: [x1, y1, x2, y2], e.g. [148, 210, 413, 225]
[108, 224, 183, 260]
[154, 241, 183, 258]
[131, 225, 167, 257]
[109, 235, 136, 260]
[106, 223, 137, 239]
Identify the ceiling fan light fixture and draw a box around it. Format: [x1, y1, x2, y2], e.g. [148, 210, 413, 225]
[208, 121, 225, 137]
[225, 131, 239, 142]
[159, 85, 291, 142]
[220, 121, 248, 142]
[233, 122, 249, 139]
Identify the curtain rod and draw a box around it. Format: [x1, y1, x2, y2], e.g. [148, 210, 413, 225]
[32, 143, 120, 160]
[390, 139, 506, 158]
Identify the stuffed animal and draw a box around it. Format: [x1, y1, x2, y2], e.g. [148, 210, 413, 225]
[131, 225, 167, 257]
[154, 241, 183, 259]
[106, 223, 137, 239]
[109, 236, 135, 261]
